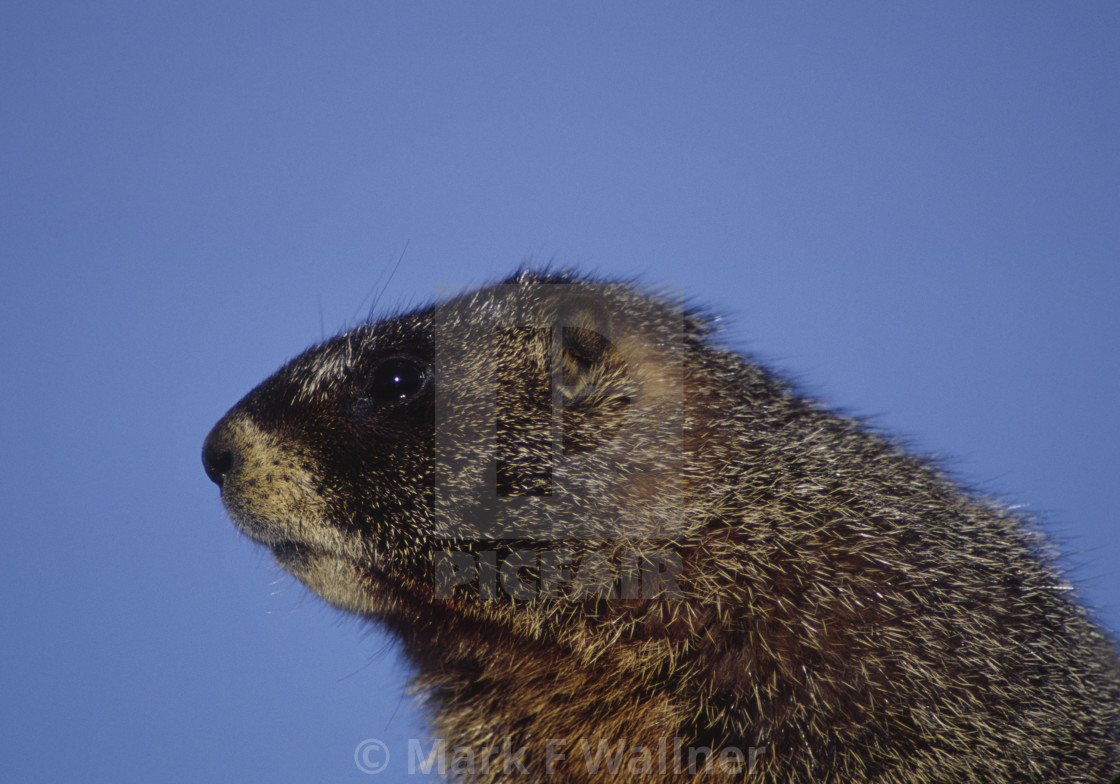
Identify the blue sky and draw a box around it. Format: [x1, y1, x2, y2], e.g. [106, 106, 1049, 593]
[2, 2, 1117, 782]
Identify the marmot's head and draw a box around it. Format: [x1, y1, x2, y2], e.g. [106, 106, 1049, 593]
[203, 272, 698, 625]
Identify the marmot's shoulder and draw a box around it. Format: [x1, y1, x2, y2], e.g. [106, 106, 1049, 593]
[204, 272, 1120, 783]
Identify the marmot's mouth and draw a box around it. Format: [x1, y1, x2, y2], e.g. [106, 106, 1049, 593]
[268, 541, 376, 581]
[228, 506, 315, 553]
[270, 540, 315, 570]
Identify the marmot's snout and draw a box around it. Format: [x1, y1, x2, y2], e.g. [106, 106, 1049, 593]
[201, 419, 236, 488]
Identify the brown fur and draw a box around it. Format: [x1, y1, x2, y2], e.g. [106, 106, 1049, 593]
[204, 271, 1120, 782]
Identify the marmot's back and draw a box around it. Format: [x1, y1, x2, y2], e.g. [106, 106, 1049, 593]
[203, 271, 1120, 782]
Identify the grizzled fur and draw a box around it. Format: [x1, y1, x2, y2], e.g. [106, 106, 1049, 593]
[203, 271, 1120, 783]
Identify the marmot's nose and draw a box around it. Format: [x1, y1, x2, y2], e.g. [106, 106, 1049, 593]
[202, 422, 236, 487]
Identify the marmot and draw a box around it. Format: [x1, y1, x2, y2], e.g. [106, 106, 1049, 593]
[203, 271, 1120, 783]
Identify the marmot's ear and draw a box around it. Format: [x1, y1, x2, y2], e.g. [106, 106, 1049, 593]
[551, 293, 615, 383]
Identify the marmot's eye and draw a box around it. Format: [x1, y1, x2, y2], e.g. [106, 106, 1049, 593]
[366, 357, 429, 404]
